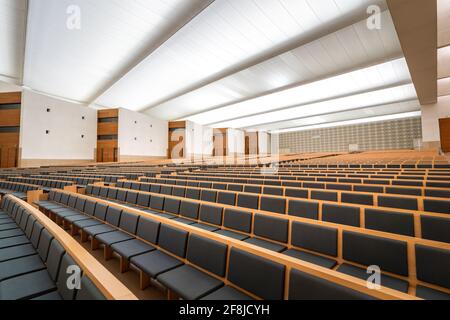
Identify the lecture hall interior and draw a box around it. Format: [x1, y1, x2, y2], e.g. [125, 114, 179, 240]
[0, 0, 450, 305]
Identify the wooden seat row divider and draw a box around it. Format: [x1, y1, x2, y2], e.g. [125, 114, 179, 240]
[42, 189, 422, 300]
[9, 195, 138, 300]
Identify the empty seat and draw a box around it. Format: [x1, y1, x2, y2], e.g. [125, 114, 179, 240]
[288, 200, 319, 220]
[415, 244, 450, 289]
[237, 194, 259, 209]
[156, 234, 227, 299]
[244, 215, 287, 253]
[423, 199, 450, 214]
[364, 209, 414, 237]
[341, 193, 374, 206]
[342, 231, 408, 276]
[420, 216, 450, 243]
[378, 196, 418, 211]
[322, 204, 360, 227]
[311, 190, 338, 202]
[260, 196, 286, 214]
[217, 192, 236, 205]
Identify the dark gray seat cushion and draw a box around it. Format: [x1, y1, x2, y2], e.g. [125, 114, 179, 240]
[0, 228, 24, 239]
[190, 223, 220, 232]
[157, 265, 223, 300]
[75, 276, 106, 300]
[223, 208, 252, 233]
[423, 199, 450, 214]
[336, 263, 409, 293]
[130, 250, 183, 277]
[282, 249, 336, 269]
[83, 224, 117, 237]
[95, 231, 134, 246]
[201, 285, 252, 300]
[260, 196, 286, 214]
[416, 285, 450, 300]
[378, 196, 418, 211]
[111, 239, 155, 260]
[0, 235, 29, 249]
[0, 269, 56, 300]
[253, 214, 288, 243]
[0, 244, 36, 262]
[73, 219, 103, 229]
[64, 214, 92, 223]
[0, 254, 46, 281]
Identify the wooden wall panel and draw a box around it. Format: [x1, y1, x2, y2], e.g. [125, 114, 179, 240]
[439, 118, 450, 152]
[98, 109, 119, 118]
[0, 109, 21, 127]
[169, 121, 186, 129]
[0, 92, 21, 104]
[97, 122, 118, 136]
[0, 132, 19, 145]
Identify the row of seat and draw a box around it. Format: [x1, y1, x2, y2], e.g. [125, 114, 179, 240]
[278, 164, 450, 169]
[0, 181, 40, 200]
[72, 185, 450, 297]
[0, 196, 107, 300]
[47, 173, 134, 183]
[36, 190, 449, 300]
[30, 175, 102, 187]
[167, 172, 450, 188]
[106, 182, 450, 243]
[8, 177, 73, 191]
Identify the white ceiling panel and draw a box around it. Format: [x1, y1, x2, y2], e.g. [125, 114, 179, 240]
[145, 10, 401, 120]
[96, 0, 387, 112]
[23, 0, 209, 102]
[0, 0, 27, 84]
[212, 83, 417, 128]
[185, 58, 411, 125]
[255, 100, 420, 131]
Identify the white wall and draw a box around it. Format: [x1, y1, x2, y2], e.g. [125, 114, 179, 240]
[258, 131, 269, 155]
[185, 121, 213, 157]
[20, 89, 97, 160]
[118, 108, 168, 157]
[421, 95, 450, 142]
[227, 128, 245, 155]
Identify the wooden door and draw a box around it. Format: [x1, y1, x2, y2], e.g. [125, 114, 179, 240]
[245, 136, 250, 155]
[439, 118, 450, 152]
[168, 129, 185, 159]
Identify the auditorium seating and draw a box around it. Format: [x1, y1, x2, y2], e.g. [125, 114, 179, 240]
[0, 195, 136, 300]
[0, 181, 40, 200]
[34, 189, 450, 300]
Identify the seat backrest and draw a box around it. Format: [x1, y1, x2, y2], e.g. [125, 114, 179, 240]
[105, 207, 122, 226]
[342, 231, 408, 276]
[291, 221, 337, 256]
[415, 244, 450, 290]
[150, 184, 161, 193]
[217, 191, 236, 205]
[160, 186, 173, 195]
[157, 224, 188, 258]
[149, 195, 165, 211]
[311, 190, 338, 202]
[322, 204, 360, 227]
[244, 185, 262, 194]
[253, 214, 288, 243]
[119, 211, 139, 234]
[163, 198, 181, 215]
[424, 199, 450, 214]
[57, 254, 79, 300]
[227, 248, 285, 299]
[420, 216, 450, 243]
[30, 221, 45, 248]
[186, 234, 228, 277]
[37, 228, 54, 262]
[136, 216, 160, 244]
[378, 195, 418, 211]
[237, 194, 259, 209]
[288, 199, 319, 220]
[75, 198, 86, 212]
[172, 187, 186, 197]
[99, 187, 109, 198]
[83, 200, 97, 216]
[284, 188, 308, 199]
[364, 208, 414, 236]
[75, 275, 106, 300]
[341, 193, 374, 206]
[223, 208, 252, 233]
[107, 188, 118, 200]
[46, 239, 66, 281]
[185, 188, 201, 200]
[117, 189, 127, 202]
[179, 200, 199, 219]
[136, 193, 151, 207]
[260, 196, 286, 214]
[200, 189, 217, 202]
[67, 195, 78, 208]
[24, 215, 37, 238]
[198, 204, 223, 226]
[93, 203, 108, 220]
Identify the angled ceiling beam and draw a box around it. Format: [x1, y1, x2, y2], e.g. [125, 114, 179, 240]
[387, 0, 437, 105]
[179, 53, 404, 121]
[141, 4, 389, 113]
[208, 80, 413, 128]
[86, 0, 215, 106]
[19, 0, 29, 84]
